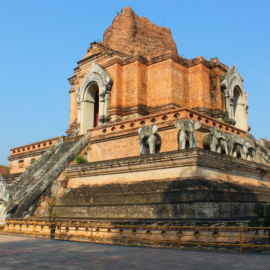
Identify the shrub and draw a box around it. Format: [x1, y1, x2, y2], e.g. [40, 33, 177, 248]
[75, 156, 88, 164]
[263, 216, 270, 227]
[266, 204, 270, 217]
[249, 217, 261, 227]
[255, 203, 265, 217]
[250, 203, 270, 227]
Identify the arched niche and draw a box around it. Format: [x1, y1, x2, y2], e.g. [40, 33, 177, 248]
[233, 86, 246, 130]
[221, 65, 249, 131]
[76, 62, 112, 135]
[81, 83, 100, 133]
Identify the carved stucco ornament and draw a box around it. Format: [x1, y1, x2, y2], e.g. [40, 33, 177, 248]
[76, 62, 112, 134]
[220, 65, 249, 131]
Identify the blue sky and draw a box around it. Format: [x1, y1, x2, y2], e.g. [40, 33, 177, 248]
[0, 0, 270, 165]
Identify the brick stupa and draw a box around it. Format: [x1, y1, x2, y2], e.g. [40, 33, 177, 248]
[2, 7, 270, 227]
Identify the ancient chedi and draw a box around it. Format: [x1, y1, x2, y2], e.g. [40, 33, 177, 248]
[1, 7, 270, 222]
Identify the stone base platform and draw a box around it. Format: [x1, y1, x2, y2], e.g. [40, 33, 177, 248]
[51, 149, 270, 221]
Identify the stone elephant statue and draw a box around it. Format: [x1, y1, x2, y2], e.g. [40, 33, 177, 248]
[242, 136, 257, 161]
[209, 127, 228, 154]
[256, 139, 270, 164]
[227, 133, 257, 160]
[226, 132, 243, 157]
[138, 125, 161, 155]
[174, 119, 201, 149]
[259, 149, 270, 164]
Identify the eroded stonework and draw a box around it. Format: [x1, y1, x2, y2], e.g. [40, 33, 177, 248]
[102, 7, 178, 59]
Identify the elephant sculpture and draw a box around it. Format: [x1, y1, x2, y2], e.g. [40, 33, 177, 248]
[203, 126, 270, 165]
[255, 140, 270, 164]
[242, 136, 257, 161]
[138, 125, 161, 155]
[226, 132, 243, 157]
[209, 127, 228, 154]
[174, 119, 201, 149]
[227, 133, 257, 160]
[260, 149, 270, 164]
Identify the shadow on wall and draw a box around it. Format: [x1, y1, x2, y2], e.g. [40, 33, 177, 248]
[54, 177, 266, 222]
[154, 178, 263, 221]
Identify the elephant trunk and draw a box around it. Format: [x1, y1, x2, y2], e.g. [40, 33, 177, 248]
[148, 134, 157, 154]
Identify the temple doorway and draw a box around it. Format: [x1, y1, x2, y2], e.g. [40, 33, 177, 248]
[233, 86, 245, 130]
[82, 83, 99, 133]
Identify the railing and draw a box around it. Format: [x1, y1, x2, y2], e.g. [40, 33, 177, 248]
[0, 220, 269, 254]
[64, 135, 83, 143]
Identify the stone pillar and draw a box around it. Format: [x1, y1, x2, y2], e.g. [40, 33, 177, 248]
[224, 89, 230, 119]
[77, 101, 81, 124]
[105, 92, 110, 123]
[229, 97, 234, 120]
[99, 93, 105, 125]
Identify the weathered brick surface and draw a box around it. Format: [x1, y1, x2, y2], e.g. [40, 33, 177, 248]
[102, 7, 177, 59]
[53, 178, 270, 220]
[68, 8, 229, 127]
[34, 148, 268, 221]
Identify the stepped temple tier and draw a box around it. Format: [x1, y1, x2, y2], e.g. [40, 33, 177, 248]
[1, 7, 270, 223]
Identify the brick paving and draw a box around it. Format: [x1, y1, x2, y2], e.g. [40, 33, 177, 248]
[0, 235, 269, 270]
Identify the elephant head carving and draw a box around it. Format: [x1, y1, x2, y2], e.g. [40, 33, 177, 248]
[174, 119, 201, 149]
[227, 133, 257, 160]
[256, 139, 270, 164]
[203, 126, 269, 165]
[226, 132, 242, 157]
[241, 137, 257, 160]
[138, 125, 161, 155]
[209, 127, 228, 154]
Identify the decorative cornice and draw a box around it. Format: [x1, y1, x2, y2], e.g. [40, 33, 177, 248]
[10, 136, 62, 156]
[88, 108, 247, 138]
[8, 149, 46, 161]
[66, 148, 270, 181]
[73, 51, 229, 74]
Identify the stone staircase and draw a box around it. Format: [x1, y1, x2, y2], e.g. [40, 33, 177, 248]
[7, 132, 91, 218]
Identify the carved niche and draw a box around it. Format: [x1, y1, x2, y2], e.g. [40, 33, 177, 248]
[76, 62, 112, 134]
[221, 65, 249, 131]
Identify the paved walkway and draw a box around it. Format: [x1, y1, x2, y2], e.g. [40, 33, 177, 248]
[0, 235, 269, 269]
